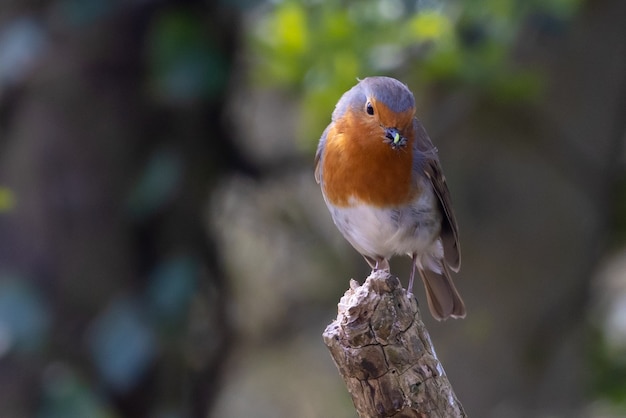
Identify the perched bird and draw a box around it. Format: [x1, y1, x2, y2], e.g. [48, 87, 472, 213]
[315, 76, 465, 320]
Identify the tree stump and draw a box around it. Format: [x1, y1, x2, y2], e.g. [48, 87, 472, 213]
[322, 270, 467, 417]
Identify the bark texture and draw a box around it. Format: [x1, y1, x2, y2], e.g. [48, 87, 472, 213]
[323, 271, 466, 418]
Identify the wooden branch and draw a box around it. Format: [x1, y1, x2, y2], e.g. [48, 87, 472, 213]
[323, 270, 467, 418]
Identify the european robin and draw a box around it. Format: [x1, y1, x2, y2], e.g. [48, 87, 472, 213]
[315, 76, 466, 320]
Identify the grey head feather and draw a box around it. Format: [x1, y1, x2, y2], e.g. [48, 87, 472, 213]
[331, 76, 415, 121]
[361, 77, 415, 113]
[331, 82, 366, 121]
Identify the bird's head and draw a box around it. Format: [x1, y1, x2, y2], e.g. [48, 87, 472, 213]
[333, 76, 416, 150]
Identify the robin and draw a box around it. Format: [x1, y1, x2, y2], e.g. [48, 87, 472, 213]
[315, 76, 465, 320]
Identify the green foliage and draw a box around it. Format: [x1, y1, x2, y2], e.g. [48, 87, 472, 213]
[126, 147, 183, 219]
[38, 366, 116, 418]
[0, 187, 16, 213]
[145, 255, 199, 328]
[589, 326, 626, 409]
[53, 0, 116, 27]
[87, 298, 157, 393]
[0, 275, 50, 354]
[147, 10, 230, 103]
[249, 0, 581, 144]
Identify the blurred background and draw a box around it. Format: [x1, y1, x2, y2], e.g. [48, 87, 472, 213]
[0, 0, 625, 417]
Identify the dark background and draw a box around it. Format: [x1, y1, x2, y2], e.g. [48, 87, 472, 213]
[0, 0, 625, 417]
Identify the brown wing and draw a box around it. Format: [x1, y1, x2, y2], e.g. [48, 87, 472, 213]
[424, 159, 461, 271]
[414, 120, 461, 271]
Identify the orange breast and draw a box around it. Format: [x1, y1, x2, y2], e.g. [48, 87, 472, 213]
[321, 109, 418, 208]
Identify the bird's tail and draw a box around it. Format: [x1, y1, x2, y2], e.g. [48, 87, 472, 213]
[417, 257, 465, 320]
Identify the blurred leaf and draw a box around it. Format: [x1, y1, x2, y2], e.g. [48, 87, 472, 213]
[0, 187, 16, 212]
[218, 0, 266, 10]
[146, 255, 199, 327]
[38, 364, 115, 418]
[0, 17, 47, 88]
[408, 11, 453, 41]
[147, 10, 229, 103]
[127, 148, 183, 219]
[531, 0, 583, 18]
[421, 47, 463, 81]
[248, 0, 583, 146]
[253, 1, 312, 85]
[54, 0, 116, 26]
[590, 326, 626, 408]
[268, 3, 309, 56]
[489, 70, 544, 102]
[0, 275, 50, 356]
[87, 298, 156, 393]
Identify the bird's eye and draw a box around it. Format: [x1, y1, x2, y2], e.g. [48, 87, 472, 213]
[366, 102, 374, 115]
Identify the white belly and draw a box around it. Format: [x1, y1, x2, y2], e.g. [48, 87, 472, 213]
[325, 185, 442, 260]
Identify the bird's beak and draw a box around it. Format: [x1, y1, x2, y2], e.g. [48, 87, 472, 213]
[384, 127, 406, 147]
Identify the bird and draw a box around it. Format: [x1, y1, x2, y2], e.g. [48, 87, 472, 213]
[314, 76, 466, 320]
